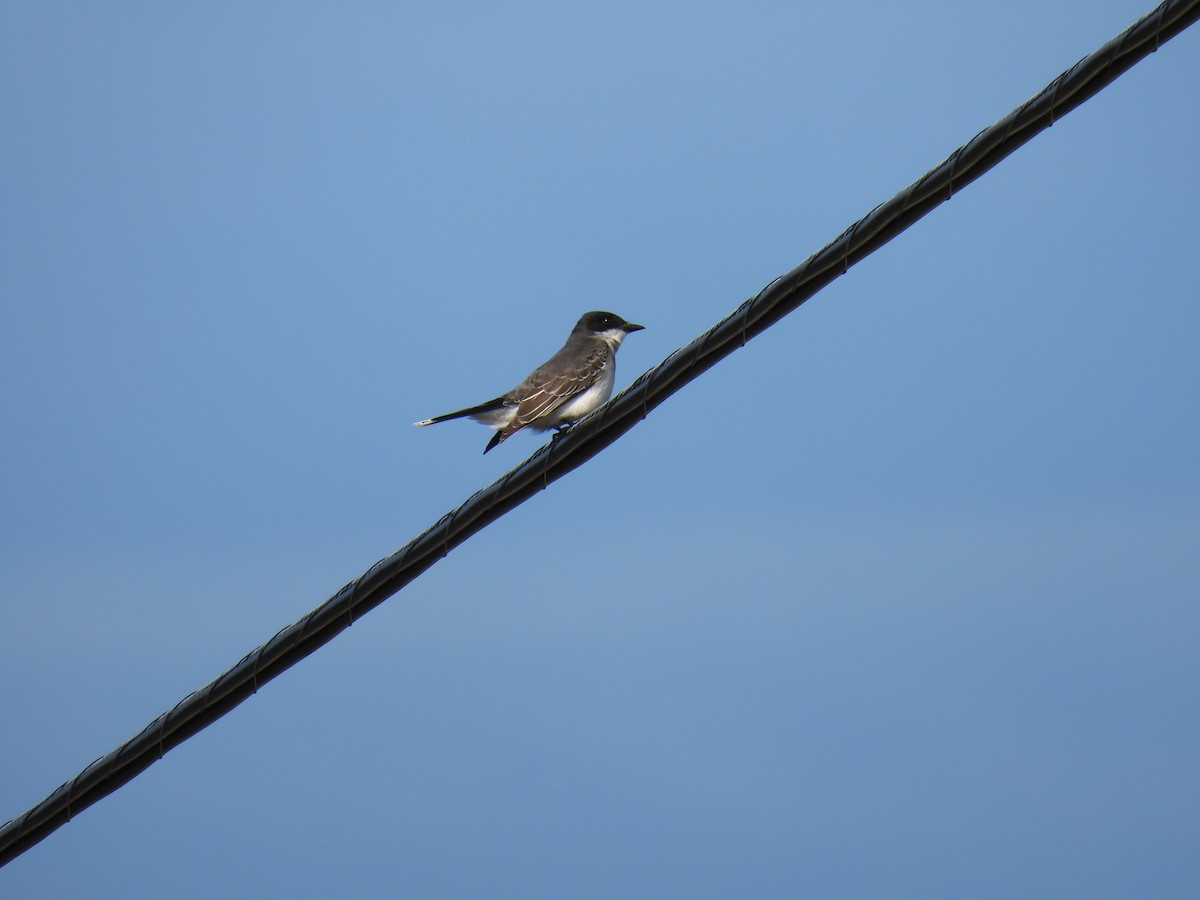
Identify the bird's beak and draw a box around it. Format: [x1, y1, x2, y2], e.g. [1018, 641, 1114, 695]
[624, 323, 645, 333]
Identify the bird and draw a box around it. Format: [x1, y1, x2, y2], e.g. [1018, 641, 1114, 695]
[414, 310, 645, 454]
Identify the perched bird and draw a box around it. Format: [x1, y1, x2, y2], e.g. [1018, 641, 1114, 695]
[414, 310, 644, 453]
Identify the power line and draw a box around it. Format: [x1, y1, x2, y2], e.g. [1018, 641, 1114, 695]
[3, 0, 1197, 868]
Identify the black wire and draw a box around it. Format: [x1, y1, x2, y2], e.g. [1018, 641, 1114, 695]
[3, 0, 1197, 868]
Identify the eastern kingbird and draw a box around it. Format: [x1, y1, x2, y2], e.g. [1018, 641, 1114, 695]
[414, 310, 645, 453]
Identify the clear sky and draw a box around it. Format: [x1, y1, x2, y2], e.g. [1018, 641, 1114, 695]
[3, 2, 1198, 897]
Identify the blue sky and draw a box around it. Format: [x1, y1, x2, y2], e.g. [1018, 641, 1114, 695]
[2, 2, 1198, 897]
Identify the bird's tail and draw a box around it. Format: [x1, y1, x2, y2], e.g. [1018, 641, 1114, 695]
[413, 397, 507, 427]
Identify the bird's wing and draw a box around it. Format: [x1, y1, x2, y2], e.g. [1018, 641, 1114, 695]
[509, 342, 609, 427]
